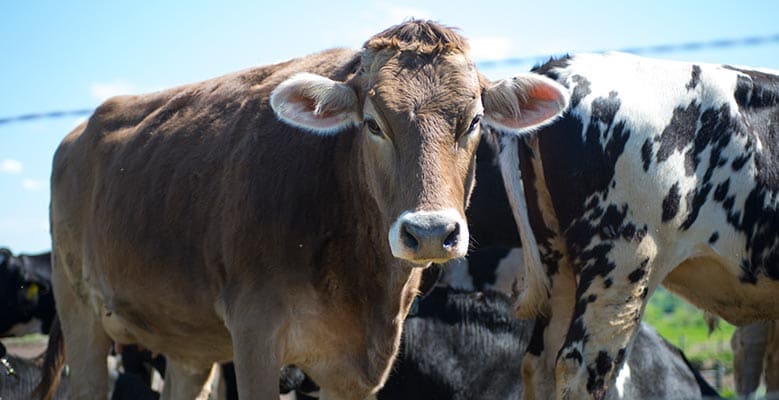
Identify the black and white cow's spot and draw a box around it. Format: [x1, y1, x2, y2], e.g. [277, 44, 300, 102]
[662, 183, 682, 222]
[641, 139, 653, 172]
[686, 65, 702, 90]
[655, 101, 701, 168]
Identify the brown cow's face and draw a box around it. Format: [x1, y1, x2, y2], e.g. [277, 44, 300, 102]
[270, 20, 569, 266]
[358, 51, 482, 264]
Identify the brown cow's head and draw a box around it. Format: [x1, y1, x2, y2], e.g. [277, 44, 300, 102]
[271, 20, 568, 265]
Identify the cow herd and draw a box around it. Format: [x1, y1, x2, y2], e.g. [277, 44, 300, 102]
[0, 19, 778, 400]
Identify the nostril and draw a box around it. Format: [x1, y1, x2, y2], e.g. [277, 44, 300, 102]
[400, 224, 419, 250]
[443, 222, 460, 249]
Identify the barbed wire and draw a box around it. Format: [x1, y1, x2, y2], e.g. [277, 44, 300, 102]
[0, 108, 93, 126]
[2, 33, 778, 127]
[476, 33, 779, 69]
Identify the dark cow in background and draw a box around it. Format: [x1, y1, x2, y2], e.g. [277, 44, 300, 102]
[43, 20, 568, 400]
[377, 287, 530, 400]
[494, 52, 779, 398]
[620, 323, 720, 400]
[0, 248, 55, 337]
[0, 248, 57, 398]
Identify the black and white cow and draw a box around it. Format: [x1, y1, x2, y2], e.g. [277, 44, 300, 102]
[493, 52, 779, 399]
[0, 249, 55, 337]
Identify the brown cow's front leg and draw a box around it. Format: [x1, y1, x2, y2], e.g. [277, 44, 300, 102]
[230, 340, 281, 400]
[224, 284, 285, 400]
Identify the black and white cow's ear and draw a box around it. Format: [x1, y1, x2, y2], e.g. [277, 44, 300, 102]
[482, 73, 569, 135]
[270, 73, 361, 135]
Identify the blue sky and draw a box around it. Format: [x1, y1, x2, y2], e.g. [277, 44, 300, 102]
[1, 0, 778, 253]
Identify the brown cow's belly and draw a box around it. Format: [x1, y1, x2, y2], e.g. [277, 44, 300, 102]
[663, 256, 779, 326]
[87, 283, 234, 366]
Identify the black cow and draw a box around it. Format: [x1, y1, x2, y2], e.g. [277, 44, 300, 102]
[0, 248, 55, 337]
[378, 287, 530, 400]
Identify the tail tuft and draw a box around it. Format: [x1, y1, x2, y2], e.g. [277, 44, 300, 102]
[34, 314, 66, 400]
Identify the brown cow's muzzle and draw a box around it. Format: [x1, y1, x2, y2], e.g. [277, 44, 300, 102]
[388, 209, 469, 265]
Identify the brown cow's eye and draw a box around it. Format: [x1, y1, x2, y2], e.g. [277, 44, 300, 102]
[468, 115, 483, 133]
[365, 119, 382, 136]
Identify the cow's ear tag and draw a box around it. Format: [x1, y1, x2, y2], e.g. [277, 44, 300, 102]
[24, 283, 39, 301]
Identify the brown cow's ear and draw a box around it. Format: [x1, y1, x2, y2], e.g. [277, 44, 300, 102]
[271, 73, 361, 135]
[482, 74, 569, 135]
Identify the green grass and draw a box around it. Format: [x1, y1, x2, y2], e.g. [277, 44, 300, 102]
[645, 287, 735, 350]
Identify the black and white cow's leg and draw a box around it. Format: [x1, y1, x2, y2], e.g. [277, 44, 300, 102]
[555, 248, 657, 399]
[522, 266, 577, 400]
[161, 359, 215, 400]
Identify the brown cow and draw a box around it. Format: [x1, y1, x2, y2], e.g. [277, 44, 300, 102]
[44, 20, 568, 400]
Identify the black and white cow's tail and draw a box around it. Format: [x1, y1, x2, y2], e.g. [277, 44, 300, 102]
[480, 71, 569, 318]
[496, 133, 550, 318]
[34, 315, 65, 400]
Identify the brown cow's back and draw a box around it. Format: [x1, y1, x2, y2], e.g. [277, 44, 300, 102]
[51, 48, 367, 363]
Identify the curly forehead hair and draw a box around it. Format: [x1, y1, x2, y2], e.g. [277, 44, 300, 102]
[363, 19, 470, 56]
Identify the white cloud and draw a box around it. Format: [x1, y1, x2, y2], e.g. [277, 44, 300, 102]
[0, 159, 22, 174]
[21, 178, 45, 191]
[90, 80, 139, 102]
[469, 37, 513, 61]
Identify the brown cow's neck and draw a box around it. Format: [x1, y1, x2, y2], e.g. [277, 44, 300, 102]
[328, 129, 422, 379]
